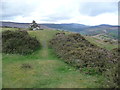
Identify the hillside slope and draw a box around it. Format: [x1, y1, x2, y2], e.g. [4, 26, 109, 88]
[85, 36, 118, 50]
[1, 21, 118, 40]
[3, 28, 105, 88]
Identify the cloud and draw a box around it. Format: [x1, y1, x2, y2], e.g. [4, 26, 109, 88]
[79, 2, 117, 16]
[1, 0, 118, 25]
[1, 0, 38, 19]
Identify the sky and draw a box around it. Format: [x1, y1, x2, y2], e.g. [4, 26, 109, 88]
[0, 0, 119, 25]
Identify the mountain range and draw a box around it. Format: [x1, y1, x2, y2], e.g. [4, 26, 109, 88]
[0, 21, 119, 40]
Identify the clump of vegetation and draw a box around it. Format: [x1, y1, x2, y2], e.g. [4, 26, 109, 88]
[112, 48, 120, 53]
[50, 33, 117, 73]
[50, 32, 119, 88]
[104, 62, 119, 88]
[103, 48, 119, 88]
[2, 30, 40, 55]
[21, 63, 32, 69]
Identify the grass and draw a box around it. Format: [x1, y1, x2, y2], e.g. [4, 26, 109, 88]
[3, 59, 104, 88]
[85, 36, 118, 50]
[2, 28, 106, 88]
[0, 27, 20, 32]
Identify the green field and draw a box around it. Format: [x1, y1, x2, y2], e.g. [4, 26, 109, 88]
[2, 28, 110, 88]
[85, 36, 118, 50]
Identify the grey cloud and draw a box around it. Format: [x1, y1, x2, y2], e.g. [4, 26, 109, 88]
[42, 15, 72, 22]
[79, 2, 117, 16]
[1, 0, 118, 24]
[1, 1, 36, 19]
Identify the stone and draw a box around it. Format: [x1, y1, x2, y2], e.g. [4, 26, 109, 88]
[29, 20, 41, 30]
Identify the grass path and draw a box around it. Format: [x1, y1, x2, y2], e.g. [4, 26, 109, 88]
[40, 40, 48, 58]
[2, 29, 105, 88]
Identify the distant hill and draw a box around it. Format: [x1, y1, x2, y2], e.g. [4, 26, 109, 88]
[42, 23, 119, 40]
[0, 21, 119, 40]
[0, 21, 51, 29]
[82, 24, 119, 40]
[42, 23, 89, 32]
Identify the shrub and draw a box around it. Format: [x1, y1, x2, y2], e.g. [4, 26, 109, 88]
[104, 62, 119, 88]
[50, 32, 119, 88]
[49, 33, 117, 74]
[103, 48, 119, 88]
[2, 30, 40, 55]
[112, 48, 120, 53]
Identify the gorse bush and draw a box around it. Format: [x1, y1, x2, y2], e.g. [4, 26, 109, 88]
[2, 30, 40, 55]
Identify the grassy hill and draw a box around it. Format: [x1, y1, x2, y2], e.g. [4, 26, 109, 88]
[85, 36, 118, 50]
[1, 21, 118, 40]
[2, 28, 107, 88]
